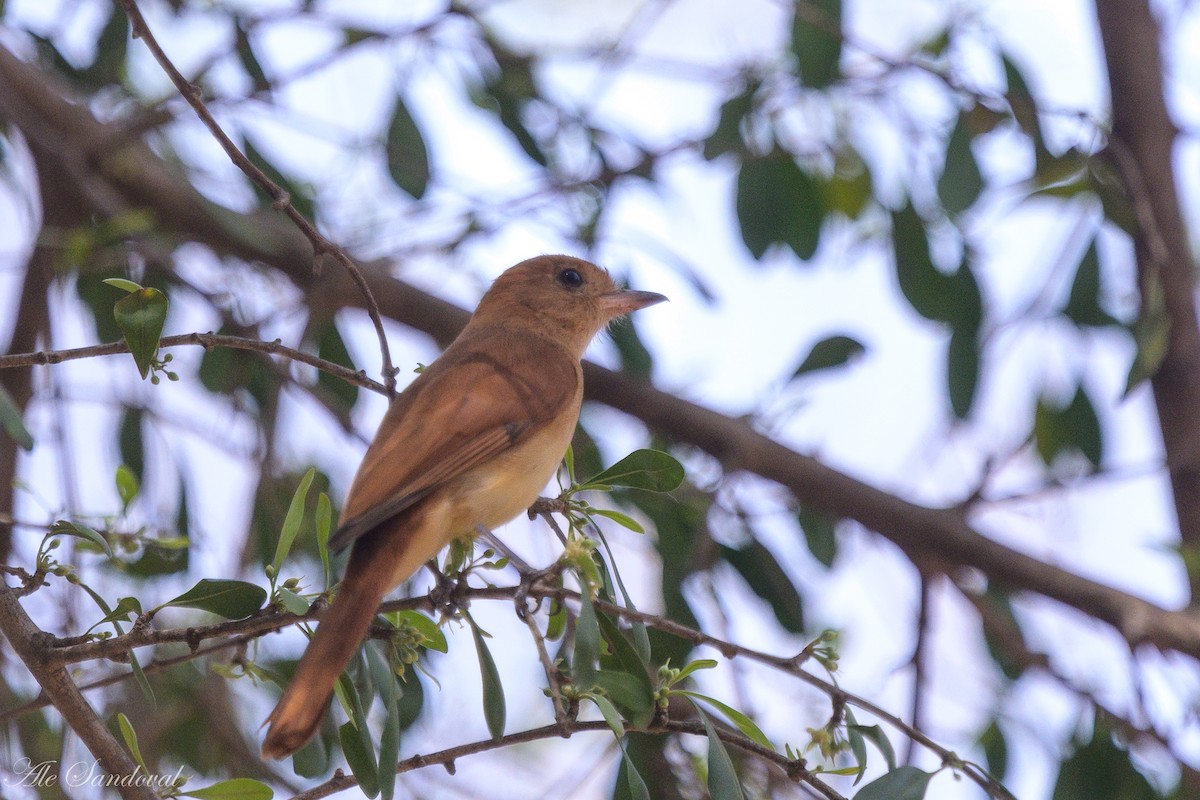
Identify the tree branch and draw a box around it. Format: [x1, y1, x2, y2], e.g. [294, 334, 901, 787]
[116, 0, 398, 398]
[0, 585, 159, 800]
[1094, 0, 1200, 601]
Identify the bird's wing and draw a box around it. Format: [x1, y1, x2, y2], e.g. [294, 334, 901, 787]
[328, 342, 577, 552]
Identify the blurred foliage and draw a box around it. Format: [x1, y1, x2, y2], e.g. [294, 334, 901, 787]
[0, 0, 1186, 798]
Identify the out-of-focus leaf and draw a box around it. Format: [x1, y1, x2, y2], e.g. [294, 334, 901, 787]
[579, 449, 684, 493]
[0, 383, 33, 451]
[159, 579, 266, 620]
[720, 541, 804, 633]
[1052, 720, 1158, 800]
[244, 137, 314, 221]
[792, 334, 866, 379]
[1124, 273, 1170, 397]
[594, 670, 655, 728]
[116, 712, 146, 768]
[790, 0, 842, 89]
[385, 96, 431, 199]
[469, 618, 506, 740]
[947, 320, 980, 419]
[704, 83, 757, 161]
[1064, 239, 1118, 327]
[737, 149, 824, 261]
[377, 691, 401, 800]
[1035, 385, 1102, 469]
[823, 148, 873, 219]
[315, 320, 360, 418]
[113, 287, 168, 380]
[118, 407, 144, 482]
[979, 720, 1009, 783]
[798, 506, 837, 567]
[234, 20, 271, 94]
[978, 585, 1030, 681]
[81, 6, 128, 89]
[115, 464, 139, 511]
[855, 766, 933, 800]
[1002, 53, 1043, 153]
[609, 319, 654, 379]
[938, 111, 983, 215]
[891, 202, 955, 322]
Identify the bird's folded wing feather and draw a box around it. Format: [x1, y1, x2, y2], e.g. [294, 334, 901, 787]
[328, 345, 575, 552]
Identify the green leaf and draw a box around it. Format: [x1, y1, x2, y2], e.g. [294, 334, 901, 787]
[1063, 239, 1118, 327]
[979, 720, 1009, 783]
[469, 617, 506, 739]
[720, 541, 804, 633]
[849, 724, 896, 772]
[855, 766, 933, 800]
[115, 464, 139, 511]
[676, 690, 773, 749]
[694, 704, 746, 800]
[792, 335, 866, 379]
[116, 712, 146, 769]
[275, 587, 310, 615]
[315, 320, 360, 417]
[118, 407, 144, 482]
[377, 691, 401, 800]
[1124, 272, 1170, 397]
[671, 658, 717, 685]
[938, 111, 983, 215]
[572, 590, 601, 691]
[1035, 385, 1103, 469]
[594, 670, 655, 727]
[704, 83, 756, 161]
[316, 492, 332, 588]
[891, 202, 957, 323]
[339, 720, 380, 799]
[272, 467, 315, 577]
[182, 778, 274, 800]
[790, 0, 842, 89]
[737, 149, 824, 260]
[823, 147, 874, 219]
[234, 21, 271, 94]
[159, 579, 266, 619]
[592, 696, 652, 800]
[113, 287, 168, 380]
[49, 520, 113, 558]
[102, 277, 142, 293]
[579, 449, 684, 493]
[390, 609, 448, 653]
[81, 5, 128, 89]
[798, 506, 837, 567]
[127, 648, 156, 707]
[385, 96, 431, 199]
[947, 320, 980, 419]
[608, 317, 654, 380]
[1052, 720, 1158, 800]
[590, 507, 645, 534]
[0, 383, 33, 451]
[89, 596, 142, 632]
[592, 694, 626, 738]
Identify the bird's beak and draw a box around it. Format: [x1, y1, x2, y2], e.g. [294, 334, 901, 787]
[600, 289, 668, 318]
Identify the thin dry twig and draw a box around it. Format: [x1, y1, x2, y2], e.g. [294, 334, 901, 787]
[116, 0, 398, 398]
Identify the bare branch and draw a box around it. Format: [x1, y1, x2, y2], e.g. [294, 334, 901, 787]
[116, 0, 398, 398]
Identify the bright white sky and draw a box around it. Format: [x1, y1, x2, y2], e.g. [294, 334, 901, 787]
[2, 0, 1200, 798]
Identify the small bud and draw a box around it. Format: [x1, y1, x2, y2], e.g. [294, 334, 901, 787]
[150, 374, 160, 385]
[167, 372, 179, 381]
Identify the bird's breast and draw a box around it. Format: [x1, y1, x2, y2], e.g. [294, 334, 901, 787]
[446, 389, 582, 535]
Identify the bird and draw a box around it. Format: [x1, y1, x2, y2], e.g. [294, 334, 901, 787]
[261, 254, 666, 758]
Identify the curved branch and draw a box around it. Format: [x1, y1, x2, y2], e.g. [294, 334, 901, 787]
[118, 0, 397, 397]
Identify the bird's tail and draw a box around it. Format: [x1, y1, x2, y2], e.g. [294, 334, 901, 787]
[261, 565, 389, 759]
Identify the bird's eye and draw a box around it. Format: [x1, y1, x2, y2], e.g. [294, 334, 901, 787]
[556, 268, 584, 289]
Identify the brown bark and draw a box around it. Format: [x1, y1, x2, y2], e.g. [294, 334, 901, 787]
[1094, 0, 1200, 602]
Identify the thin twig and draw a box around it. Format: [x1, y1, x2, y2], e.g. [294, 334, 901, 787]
[0, 332, 385, 394]
[117, 0, 398, 398]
